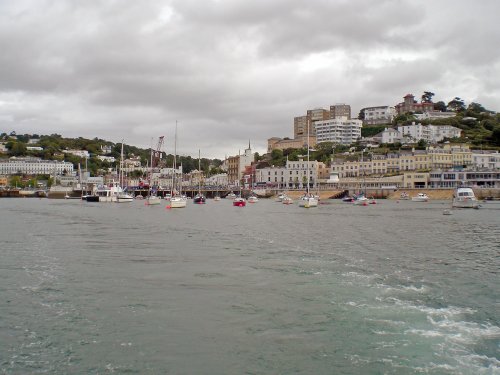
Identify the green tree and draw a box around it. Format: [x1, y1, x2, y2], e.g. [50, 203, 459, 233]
[434, 101, 447, 112]
[421, 91, 435, 103]
[447, 97, 466, 112]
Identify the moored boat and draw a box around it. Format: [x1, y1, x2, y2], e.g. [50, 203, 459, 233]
[282, 196, 293, 205]
[411, 193, 429, 202]
[233, 196, 246, 207]
[247, 195, 258, 203]
[452, 187, 479, 208]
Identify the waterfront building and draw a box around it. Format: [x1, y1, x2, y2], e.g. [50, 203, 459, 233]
[204, 173, 228, 186]
[315, 117, 362, 145]
[330, 144, 473, 178]
[0, 157, 74, 175]
[472, 150, 500, 170]
[227, 142, 255, 186]
[395, 94, 434, 115]
[362, 106, 396, 125]
[255, 157, 327, 189]
[428, 170, 500, 188]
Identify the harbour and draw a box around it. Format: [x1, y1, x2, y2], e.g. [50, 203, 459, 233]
[1, 198, 498, 374]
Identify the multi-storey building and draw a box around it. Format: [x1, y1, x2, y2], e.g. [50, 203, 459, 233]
[226, 142, 254, 186]
[472, 150, 500, 170]
[330, 144, 474, 178]
[315, 117, 362, 145]
[362, 106, 396, 125]
[293, 115, 311, 138]
[0, 157, 74, 175]
[267, 136, 316, 152]
[397, 123, 461, 143]
[395, 94, 434, 115]
[255, 157, 327, 189]
[330, 104, 351, 119]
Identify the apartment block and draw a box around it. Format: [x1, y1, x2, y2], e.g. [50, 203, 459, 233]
[315, 117, 362, 145]
[362, 106, 396, 125]
[330, 104, 351, 119]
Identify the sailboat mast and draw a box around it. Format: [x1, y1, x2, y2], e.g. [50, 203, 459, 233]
[198, 149, 201, 194]
[306, 121, 310, 195]
[173, 122, 177, 195]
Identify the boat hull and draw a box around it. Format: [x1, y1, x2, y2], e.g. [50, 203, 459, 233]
[233, 198, 246, 207]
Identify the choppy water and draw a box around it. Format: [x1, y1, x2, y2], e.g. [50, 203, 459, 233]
[0, 198, 499, 374]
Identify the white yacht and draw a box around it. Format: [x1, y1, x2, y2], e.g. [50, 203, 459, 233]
[411, 193, 429, 202]
[275, 193, 286, 202]
[452, 187, 479, 208]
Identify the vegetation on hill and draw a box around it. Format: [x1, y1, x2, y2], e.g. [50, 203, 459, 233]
[0, 132, 222, 176]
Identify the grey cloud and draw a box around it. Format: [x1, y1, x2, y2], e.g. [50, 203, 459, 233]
[0, 0, 499, 158]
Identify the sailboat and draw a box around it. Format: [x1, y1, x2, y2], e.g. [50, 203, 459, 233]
[233, 179, 246, 207]
[145, 137, 163, 206]
[298, 123, 318, 208]
[193, 150, 206, 204]
[168, 122, 187, 209]
[116, 142, 134, 203]
[353, 150, 369, 206]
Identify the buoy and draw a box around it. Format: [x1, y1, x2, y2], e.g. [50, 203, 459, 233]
[166, 205, 171, 209]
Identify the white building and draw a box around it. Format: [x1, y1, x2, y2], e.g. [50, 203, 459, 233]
[96, 155, 116, 163]
[239, 142, 255, 176]
[255, 157, 325, 189]
[380, 128, 403, 144]
[26, 146, 43, 151]
[315, 116, 362, 145]
[414, 111, 456, 121]
[398, 123, 461, 143]
[0, 157, 74, 175]
[362, 106, 396, 125]
[205, 173, 228, 186]
[472, 150, 500, 170]
[65, 149, 90, 158]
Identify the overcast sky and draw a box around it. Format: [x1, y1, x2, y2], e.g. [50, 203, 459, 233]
[1, 0, 499, 159]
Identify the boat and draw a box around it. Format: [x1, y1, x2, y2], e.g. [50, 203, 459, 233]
[411, 193, 429, 202]
[298, 121, 318, 208]
[213, 195, 221, 201]
[113, 142, 134, 203]
[167, 122, 187, 209]
[282, 195, 293, 205]
[145, 136, 164, 206]
[275, 193, 286, 202]
[247, 195, 258, 203]
[227, 192, 236, 199]
[233, 196, 246, 207]
[116, 191, 134, 203]
[352, 194, 369, 206]
[193, 150, 206, 204]
[399, 191, 410, 200]
[452, 187, 479, 208]
[342, 196, 354, 202]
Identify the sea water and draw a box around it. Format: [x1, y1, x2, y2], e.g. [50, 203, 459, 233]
[0, 198, 498, 374]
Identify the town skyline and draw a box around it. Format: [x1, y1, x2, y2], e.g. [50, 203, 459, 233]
[1, 1, 500, 159]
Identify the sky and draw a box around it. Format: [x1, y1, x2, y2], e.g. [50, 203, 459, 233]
[1, 0, 499, 159]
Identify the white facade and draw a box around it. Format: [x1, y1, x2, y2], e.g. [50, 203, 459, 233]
[239, 144, 254, 175]
[97, 155, 116, 163]
[380, 128, 403, 144]
[398, 123, 461, 143]
[255, 157, 322, 188]
[472, 151, 500, 170]
[205, 173, 228, 186]
[315, 117, 362, 145]
[414, 111, 456, 120]
[26, 146, 43, 151]
[363, 106, 396, 125]
[65, 149, 90, 158]
[0, 157, 74, 175]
